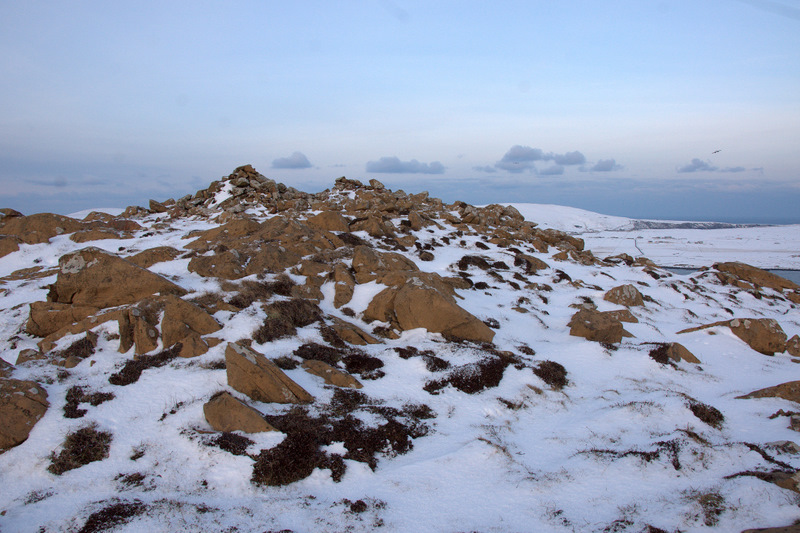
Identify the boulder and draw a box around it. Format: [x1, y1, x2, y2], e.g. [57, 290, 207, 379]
[392, 281, 495, 343]
[514, 253, 550, 274]
[26, 302, 100, 337]
[603, 284, 645, 307]
[329, 318, 380, 345]
[69, 229, 131, 243]
[306, 211, 350, 233]
[351, 245, 418, 283]
[568, 308, 634, 344]
[664, 342, 701, 363]
[49, 247, 186, 309]
[302, 360, 363, 389]
[188, 250, 249, 280]
[161, 295, 222, 346]
[729, 318, 787, 355]
[203, 392, 275, 433]
[0, 236, 21, 258]
[0, 358, 13, 378]
[149, 199, 168, 213]
[225, 343, 313, 404]
[127, 246, 182, 268]
[0, 378, 49, 451]
[118, 309, 160, 355]
[0, 213, 84, 244]
[333, 263, 356, 308]
[715, 262, 799, 291]
[737, 381, 800, 403]
[786, 335, 800, 357]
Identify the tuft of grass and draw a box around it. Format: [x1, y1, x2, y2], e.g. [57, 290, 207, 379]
[109, 344, 182, 386]
[208, 432, 255, 456]
[64, 386, 115, 418]
[58, 336, 96, 361]
[229, 274, 296, 309]
[424, 355, 509, 395]
[533, 360, 568, 390]
[78, 500, 148, 533]
[687, 400, 724, 429]
[254, 298, 322, 343]
[48, 424, 113, 475]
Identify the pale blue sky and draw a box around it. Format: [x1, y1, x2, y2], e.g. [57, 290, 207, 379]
[1, 1, 799, 222]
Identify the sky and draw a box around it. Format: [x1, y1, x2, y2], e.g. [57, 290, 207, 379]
[1, 1, 799, 223]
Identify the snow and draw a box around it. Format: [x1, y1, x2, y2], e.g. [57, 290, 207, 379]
[1, 201, 799, 532]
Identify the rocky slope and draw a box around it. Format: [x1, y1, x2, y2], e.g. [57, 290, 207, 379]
[1, 165, 800, 532]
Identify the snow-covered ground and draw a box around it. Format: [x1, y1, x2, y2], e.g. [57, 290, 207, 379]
[508, 203, 800, 271]
[1, 199, 799, 532]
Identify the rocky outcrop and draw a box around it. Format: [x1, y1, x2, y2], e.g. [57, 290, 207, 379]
[568, 308, 634, 344]
[160, 295, 222, 358]
[0, 379, 49, 451]
[603, 284, 644, 307]
[203, 392, 276, 433]
[714, 261, 799, 292]
[737, 381, 800, 403]
[788, 335, 800, 357]
[0, 213, 84, 244]
[26, 302, 100, 337]
[225, 343, 313, 404]
[48, 247, 187, 309]
[127, 246, 183, 268]
[729, 318, 787, 356]
[664, 342, 701, 364]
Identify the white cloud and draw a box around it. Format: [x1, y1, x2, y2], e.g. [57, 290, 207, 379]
[272, 152, 312, 169]
[366, 156, 445, 174]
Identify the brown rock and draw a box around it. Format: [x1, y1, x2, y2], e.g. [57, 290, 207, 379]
[161, 295, 222, 347]
[0, 358, 13, 378]
[737, 381, 800, 403]
[330, 317, 380, 345]
[665, 342, 701, 364]
[603, 284, 645, 307]
[715, 261, 799, 291]
[26, 302, 100, 337]
[69, 229, 131, 243]
[225, 343, 313, 404]
[786, 335, 800, 357]
[203, 391, 275, 433]
[127, 246, 182, 268]
[363, 287, 399, 324]
[568, 308, 634, 344]
[306, 211, 350, 233]
[729, 318, 787, 355]
[352, 245, 418, 283]
[188, 250, 249, 280]
[302, 360, 363, 389]
[0, 213, 84, 244]
[149, 199, 168, 213]
[0, 236, 21, 258]
[0, 378, 49, 451]
[38, 310, 124, 353]
[118, 308, 160, 355]
[392, 282, 495, 343]
[514, 253, 550, 274]
[333, 263, 356, 308]
[49, 247, 186, 309]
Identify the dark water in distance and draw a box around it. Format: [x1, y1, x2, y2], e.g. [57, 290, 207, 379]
[664, 267, 800, 285]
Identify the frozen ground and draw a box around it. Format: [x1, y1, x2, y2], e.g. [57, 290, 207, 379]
[508, 203, 800, 271]
[1, 199, 799, 532]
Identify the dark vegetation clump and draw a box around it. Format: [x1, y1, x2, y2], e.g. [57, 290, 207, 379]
[253, 391, 434, 487]
[272, 355, 300, 370]
[77, 500, 148, 533]
[517, 345, 536, 356]
[457, 255, 492, 271]
[474, 281, 489, 290]
[688, 400, 724, 429]
[319, 325, 346, 348]
[424, 355, 510, 395]
[64, 386, 115, 418]
[533, 360, 568, 390]
[394, 346, 449, 372]
[337, 232, 368, 247]
[208, 432, 255, 456]
[108, 344, 182, 386]
[254, 299, 322, 343]
[229, 274, 296, 309]
[474, 241, 490, 250]
[483, 318, 500, 329]
[648, 344, 676, 367]
[58, 336, 96, 361]
[48, 425, 113, 475]
[293, 342, 385, 378]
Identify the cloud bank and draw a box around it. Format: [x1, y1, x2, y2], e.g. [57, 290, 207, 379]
[366, 156, 445, 174]
[677, 158, 758, 174]
[478, 145, 612, 175]
[272, 152, 312, 169]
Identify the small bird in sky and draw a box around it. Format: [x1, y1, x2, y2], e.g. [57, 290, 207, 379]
[712, 150, 721, 154]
